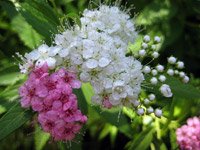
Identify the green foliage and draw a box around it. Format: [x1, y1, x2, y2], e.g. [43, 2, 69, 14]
[19, 0, 60, 44]
[0, 103, 32, 141]
[126, 127, 155, 150]
[34, 126, 50, 150]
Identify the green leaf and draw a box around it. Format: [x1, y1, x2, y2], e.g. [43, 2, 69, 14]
[94, 107, 133, 138]
[34, 126, 50, 150]
[26, 0, 60, 26]
[0, 1, 18, 19]
[19, 1, 59, 43]
[136, 1, 177, 25]
[11, 15, 43, 48]
[0, 102, 32, 141]
[0, 72, 21, 86]
[128, 127, 155, 150]
[73, 88, 88, 115]
[166, 76, 200, 100]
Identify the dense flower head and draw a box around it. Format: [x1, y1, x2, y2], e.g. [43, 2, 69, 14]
[54, 5, 143, 108]
[19, 64, 87, 141]
[176, 116, 200, 150]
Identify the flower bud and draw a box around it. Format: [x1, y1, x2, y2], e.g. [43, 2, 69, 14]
[148, 94, 155, 101]
[154, 36, 161, 43]
[159, 75, 166, 82]
[156, 65, 164, 72]
[143, 35, 150, 42]
[143, 66, 151, 74]
[183, 76, 189, 83]
[144, 98, 150, 105]
[137, 108, 145, 115]
[167, 69, 174, 76]
[160, 84, 173, 97]
[152, 51, 159, 58]
[142, 43, 148, 49]
[139, 49, 146, 57]
[177, 61, 184, 69]
[154, 109, 162, 118]
[151, 69, 158, 76]
[168, 56, 177, 64]
[150, 77, 158, 85]
[147, 107, 154, 114]
[179, 71, 185, 78]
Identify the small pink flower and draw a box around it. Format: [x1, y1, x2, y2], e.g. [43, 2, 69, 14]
[176, 116, 200, 150]
[31, 98, 43, 112]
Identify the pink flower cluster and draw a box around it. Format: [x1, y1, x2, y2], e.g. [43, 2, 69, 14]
[19, 64, 87, 141]
[176, 116, 200, 150]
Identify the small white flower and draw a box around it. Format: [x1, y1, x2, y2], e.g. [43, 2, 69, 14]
[160, 84, 173, 97]
[139, 49, 146, 57]
[147, 107, 154, 114]
[154, 36, 161, 43]
[137, 108, 145, 115]
[174, 70, 179, 75]
[156, 65, 164, 72]
[154, 109, 162, 118]
[168, 56, 177, 64]
[142, 43, 148, 49]
[148, 94, 155, 101]
[183, 76, 189, 83]
[179, 71, 185, 78]
[143, 35, 150, 42]
[151, 69, 158, 76]
[143, 66, 151, 74]
[159, 75, 166, 82]
[150, 77, 158, 85]
[59, 48, 69, 57]
[98, 57, 110, 67]
[167, 69, 174, 76]
[80, 72, 91, 82]
[152, 51, 159, 58]
[85, 59, 98, 69]
[144, 98, 150, 105]
[177, 61, 184, 69]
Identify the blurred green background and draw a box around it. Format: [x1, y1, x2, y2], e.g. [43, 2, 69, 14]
[0, 0, 200, 150]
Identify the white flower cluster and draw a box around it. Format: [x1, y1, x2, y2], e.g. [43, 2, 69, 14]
[19, 5, 144, 108]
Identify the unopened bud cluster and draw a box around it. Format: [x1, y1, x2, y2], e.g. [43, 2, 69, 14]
[134, 35, 190, 117]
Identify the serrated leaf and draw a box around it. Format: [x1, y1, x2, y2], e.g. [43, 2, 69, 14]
[19, 1, 59, 43]
[11, 15, 43, 48]
[0, 102, 32, 141]
[34, 126, 50, 150]
[25, 0, 60, 26]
